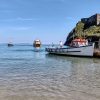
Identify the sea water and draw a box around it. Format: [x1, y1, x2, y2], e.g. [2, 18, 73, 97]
[0, 44, 100, 100]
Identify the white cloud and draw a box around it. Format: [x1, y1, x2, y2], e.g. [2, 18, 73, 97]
[0, 26, 32, 31]
[0, 17, 39, 22]
[0, 9, 13, 13]
[10, 26, 32, 30]
[16, 17, 36, 21]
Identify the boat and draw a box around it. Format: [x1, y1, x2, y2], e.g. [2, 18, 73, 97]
[33, 39, 41, 48]
[8, 42, 14, 47]
[46, 38, 94, 57]
[33, 39, 42, 52]
[7, 38, 14, 47]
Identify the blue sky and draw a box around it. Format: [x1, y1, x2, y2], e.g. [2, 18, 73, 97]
[0, 0, 100, 44]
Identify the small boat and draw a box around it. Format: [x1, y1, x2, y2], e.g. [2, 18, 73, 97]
[8, 42, 14, 47]
[33, 39, 41, 52]
[33, 39, 41, 48]
[46, 38, 94, 57]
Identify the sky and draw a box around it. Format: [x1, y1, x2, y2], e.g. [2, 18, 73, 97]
[0, 0, 100, 44]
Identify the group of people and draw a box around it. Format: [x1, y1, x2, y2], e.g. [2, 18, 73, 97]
[52, 41, 63, 48]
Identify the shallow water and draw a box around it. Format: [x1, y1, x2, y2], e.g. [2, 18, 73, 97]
[0, 44, 100, 100]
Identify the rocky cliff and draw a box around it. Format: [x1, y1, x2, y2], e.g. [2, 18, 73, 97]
[64, 14, 100, 46]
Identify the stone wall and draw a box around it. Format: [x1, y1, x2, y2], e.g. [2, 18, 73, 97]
[97, 14, 100, 25]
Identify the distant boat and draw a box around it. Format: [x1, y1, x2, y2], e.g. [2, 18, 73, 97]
[33, 39, 41, 52]
[8, 42, 14, 47]
[46, 38, 94, 57]
[33, 39, 41, 48]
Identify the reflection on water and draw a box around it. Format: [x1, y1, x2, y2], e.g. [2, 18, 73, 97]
[0, 44, 100, 100]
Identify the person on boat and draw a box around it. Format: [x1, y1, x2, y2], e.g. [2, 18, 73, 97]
[85, 40, 88, 45]
[59, 41, 63, 48]
[52, 42, 54, 47]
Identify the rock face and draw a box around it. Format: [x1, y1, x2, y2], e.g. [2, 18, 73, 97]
[81, 14, 100, 26]
[64, 14, 100, 47]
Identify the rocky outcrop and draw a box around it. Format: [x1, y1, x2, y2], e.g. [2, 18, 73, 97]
[64, 14, 100, 46]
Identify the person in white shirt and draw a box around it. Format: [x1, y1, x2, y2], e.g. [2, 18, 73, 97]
[59, 41, 63, 48]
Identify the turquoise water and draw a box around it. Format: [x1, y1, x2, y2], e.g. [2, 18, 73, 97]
[0, 44, 100, 100]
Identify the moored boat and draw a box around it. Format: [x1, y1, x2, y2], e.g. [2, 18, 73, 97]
[8, 42, 14, 47]
[33, 39, 41, 48]
[46, 38, 94, 57]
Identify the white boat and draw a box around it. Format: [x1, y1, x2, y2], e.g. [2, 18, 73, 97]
[33, 39, 42, 52]
[33, 39, 41, 48]
[8, 42, 14, 47]
[7, 39, 14, 47]
[46, 38, 94, 57]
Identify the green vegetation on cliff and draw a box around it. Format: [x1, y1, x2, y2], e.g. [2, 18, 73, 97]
[75, 21, 100, 37]
[84, 25, 100, 36]
[65, 18, 100, 45]
[75, 21, 85, 38]
[75, 21, 100, 38]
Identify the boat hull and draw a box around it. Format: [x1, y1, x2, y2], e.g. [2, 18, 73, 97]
[33, 44, 41, 48]
[33, 40, 41, 48]
[46, 44, 94, 57]
[8, 44, 14, 47]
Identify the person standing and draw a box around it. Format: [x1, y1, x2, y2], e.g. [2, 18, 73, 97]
[59, 41, 63, 48]
[52, 42, 54, 47]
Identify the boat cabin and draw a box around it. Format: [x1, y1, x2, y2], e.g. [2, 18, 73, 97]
[70, 38, 88, 47]
[33, 39, 41, 48]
